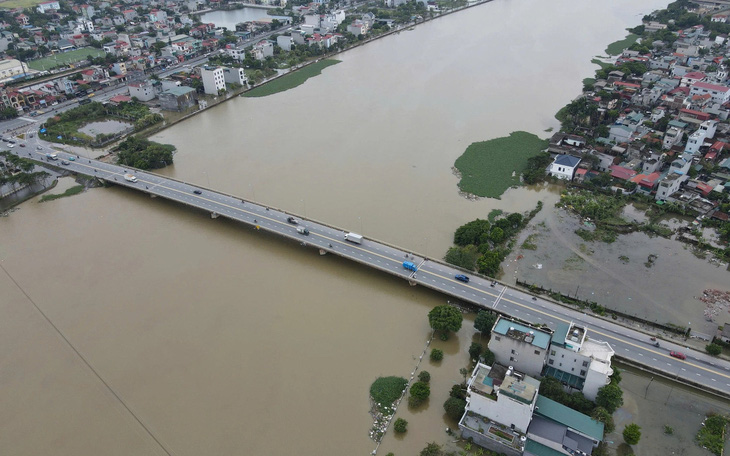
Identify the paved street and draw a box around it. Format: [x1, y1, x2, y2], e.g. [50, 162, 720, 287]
[7, 141, 730, 399]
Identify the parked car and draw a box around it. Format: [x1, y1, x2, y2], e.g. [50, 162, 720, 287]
[455, 274, 470, 283]
[669, 351, 686, 360]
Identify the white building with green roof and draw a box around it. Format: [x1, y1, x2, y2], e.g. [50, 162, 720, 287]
[488, 316, 552, 378]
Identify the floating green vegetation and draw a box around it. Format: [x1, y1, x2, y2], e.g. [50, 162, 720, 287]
[39, 185, 84, 202]
[605, 33, 639, 56]
[454, 131, 548, 199]
[243, 59, 341, 98]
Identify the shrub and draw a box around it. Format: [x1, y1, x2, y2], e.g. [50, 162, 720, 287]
[706, 343, 722, 356]
[410, 381, 430, 404]
[623, 423, 641, 445]
[418, 371, 431, 383]
[430, 349, 444, 361]
[482, 348, 496, 366]
[393, 418, 408, 433]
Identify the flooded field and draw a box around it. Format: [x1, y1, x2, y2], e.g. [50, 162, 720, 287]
[503, 197, 730, 335]
[78, 120, 132, 136]
[610, 363, 730, 456]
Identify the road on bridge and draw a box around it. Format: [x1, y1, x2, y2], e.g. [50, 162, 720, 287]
[9, 144, 730, 399]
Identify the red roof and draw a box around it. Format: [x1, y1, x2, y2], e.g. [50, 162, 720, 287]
[669, 86, 690, 95]
[614, 81, 640, 89]
[684, 71, 705, 79]
[631, 172, 661, 188]
[692, 81, 730, 93]
[610, 165, 637, 181]
[696, 182, 714, 196]
[705, 151, 718, 160]
[575, 168, 588, 176]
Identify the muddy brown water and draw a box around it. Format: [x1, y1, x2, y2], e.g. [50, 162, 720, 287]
[1, 0, 676, 454]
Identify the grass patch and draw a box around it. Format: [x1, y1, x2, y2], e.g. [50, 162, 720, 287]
[590, 58, 612, 70]
[583, 77, 596, 86]
[27, 48, 107, 71]
[521, 233, 538, 250]
[243, 59, 340, 98]
[487, 209, 503, 223]
[605, 33, 638, 56]
[370, 376, 407, 410]
[0, 0, 44, 9]
[695, 415, 728, 456]
[39, 185, 84, 202]
[454, 131, 548, 198]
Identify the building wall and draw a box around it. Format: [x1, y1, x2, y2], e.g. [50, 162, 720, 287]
[222, 67, 246, 86]
[128, 83, 155, 101]
[489, 336, 546, 378]
[547, 346, 591, 379]
[459, 426, 522, 456]
[549, 164, 575, 180]
[201, 67, 224, 95]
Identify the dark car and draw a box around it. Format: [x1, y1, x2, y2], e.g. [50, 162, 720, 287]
[287, 216, 299, 224]
[193, 189, 202, 195]
[455, 274, 470, 283]
[670, 351, 686, 360]
[61, 160, 70, 165]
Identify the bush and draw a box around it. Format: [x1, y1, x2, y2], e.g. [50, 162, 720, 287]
[696, 415, 728, 456]
[430, 349, 443, 361]
[596, 383, 623, 414]
[474, 310, 497, 334]
[482, 348, 496, 366]
[443, 396, 467, 421]
[428, 305, 463, 336]
[418, 371, 431, 383]
[706, 343, 722, 356]
[623, 423, 641, 445]
[393, 418, 408, 433]
[409, 381, 430, 406]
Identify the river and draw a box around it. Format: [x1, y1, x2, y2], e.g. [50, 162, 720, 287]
[0, 1, 674, 455]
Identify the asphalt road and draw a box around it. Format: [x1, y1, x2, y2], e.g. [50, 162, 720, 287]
[7, 144, 730, 399]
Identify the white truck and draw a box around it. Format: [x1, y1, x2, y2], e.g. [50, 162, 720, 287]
[345, 232, 363, 244]
[124, 173, 138, 183]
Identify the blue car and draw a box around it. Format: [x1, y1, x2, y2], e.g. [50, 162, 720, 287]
[455, 274, 470, 283]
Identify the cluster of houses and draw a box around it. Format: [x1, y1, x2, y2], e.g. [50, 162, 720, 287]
[544, 16, 730, 224]
[457, 315, 614, 456]
[0, 0, 391, 114]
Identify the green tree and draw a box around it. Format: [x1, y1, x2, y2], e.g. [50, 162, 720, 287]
[476, 251, 502, 277]
[393, 417, 408, 433]
[482, 348, 495, 366]
[430, 349, 443, 361]
[420, 442, 444, 456]
[418, 370, 430, 383]
[468, 342, 483, 361]
[443, 396, 467, 421]
[623, 423, 641, 445]
[428, 305, 463, 337]
[454, 219, 491, 246]
[596, 383, 623, 413]
[706, 343, 722, 356]
[474, 310, 497, 335]
[591, 407, 615, 433]
[409, 381, 430, 406]
[443, 244, 480, 270]
[0, 107, 18, 120]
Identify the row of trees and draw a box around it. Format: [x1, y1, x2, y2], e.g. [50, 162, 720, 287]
[116, 136, 175, 170]
[0, 152, 50, 194]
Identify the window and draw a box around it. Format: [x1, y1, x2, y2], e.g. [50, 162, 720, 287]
[580, 370, 586, 376]
[494, 336, 501, 341]
[534, 350, 540, 355]
[548, 359, 554, 365]
[559, 363, 562, 367]
[510, 356, 515, 362]
[550, 350, 555, 356]
[561, 354, 564, 358]
[511, 349, 516, 354]
[582, 361, 589, 367]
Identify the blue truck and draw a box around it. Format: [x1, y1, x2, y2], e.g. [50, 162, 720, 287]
[403, 261, 417, 272]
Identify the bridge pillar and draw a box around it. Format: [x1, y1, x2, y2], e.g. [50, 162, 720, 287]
[319, 249, 327, 255]
[150, 194, 157, 198]
[408, 280, 417, 287]
[211, 212, 219, 219]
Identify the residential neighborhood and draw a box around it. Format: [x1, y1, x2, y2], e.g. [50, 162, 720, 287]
[0, 0, 439, 118]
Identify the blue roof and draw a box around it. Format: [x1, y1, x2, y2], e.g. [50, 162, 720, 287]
[551, 322, 570, 346]
[525, 439, 566, 456]
[535, 395, 604, 441]
[493, 318, 551, 349]
[554, 155, 581, 168]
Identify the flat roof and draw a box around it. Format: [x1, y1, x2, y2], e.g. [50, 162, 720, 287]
[493, 318, 551, 349]
[500, 373, 538, 405]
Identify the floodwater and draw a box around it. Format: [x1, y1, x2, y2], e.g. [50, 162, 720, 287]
[1, 0, 674, 455]
[610, 363, 730, 456]
[199, 7, 289, 30]
[503, 204, 730, 336]
[78, 120, 132, 136]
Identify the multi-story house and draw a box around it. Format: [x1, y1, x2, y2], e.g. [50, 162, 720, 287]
[488, 317, 552, 377]
[543, 322, 614, 401]
[200, 65, 224, 95]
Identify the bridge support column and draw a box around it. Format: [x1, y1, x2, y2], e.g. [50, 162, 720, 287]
[211, 212, 219, 219]
[408, 280, 417, 287]
[319, 249, 327, 255]
[150, 194, 156, 198]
